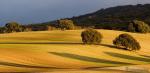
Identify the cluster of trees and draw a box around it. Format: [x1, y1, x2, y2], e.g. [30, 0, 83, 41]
[57, 19, 150, 34]
[80, 19, 149, 50]
[0, 22, 27, 33]
[28, 19, 76, 31]
[56, 19, 150, 34]
[128, 20, 150, 33]
[81, 29, 141, 51]
[0, 19, 76, 33]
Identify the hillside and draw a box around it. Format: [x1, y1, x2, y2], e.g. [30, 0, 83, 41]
[28, 4, 150, 31]
[0, 30, 150, 72]
[71, 4, 150, 30]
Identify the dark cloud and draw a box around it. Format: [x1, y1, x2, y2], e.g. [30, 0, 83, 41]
[0, 0, 150, 26]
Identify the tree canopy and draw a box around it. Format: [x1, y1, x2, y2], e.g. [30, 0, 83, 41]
[58, 19, 75, 30]
[81, 28, 103, 44]
[113, 33, 141, 51]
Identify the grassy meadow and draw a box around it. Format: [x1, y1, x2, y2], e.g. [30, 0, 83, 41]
[0, 30, 150, 72]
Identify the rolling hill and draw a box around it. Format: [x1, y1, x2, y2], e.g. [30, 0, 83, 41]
[0, 30, 150, 72]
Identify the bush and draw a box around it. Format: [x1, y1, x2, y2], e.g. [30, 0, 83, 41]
[0, 27, 7, 33]
[128, 20, 150, 33]
[113, 33, 141, 51]
[81, 28, 103, 44]
[5, 22, 23, 33]
[128, 23, 136, 32]
[58, 19, 75, 30]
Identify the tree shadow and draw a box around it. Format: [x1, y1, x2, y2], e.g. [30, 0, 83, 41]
[0, 42, 125, 50]
[0, 42, 128, 50]
[0, 42, 82, 45]
[0, 61, 70, 73]
[0, 61, 68, 73]
[49, 52, 133, 65]
[0, 71, 55, 73]
[100, 44, 126, 50]
[0, 61, 59, 69]
[0, 72, 36, 73]
[104, 52, 150, 63]
[140, 55, 150, 59]
[0, 72, 25, 73]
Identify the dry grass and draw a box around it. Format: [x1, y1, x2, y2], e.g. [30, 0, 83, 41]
[0, 30, 149, 72]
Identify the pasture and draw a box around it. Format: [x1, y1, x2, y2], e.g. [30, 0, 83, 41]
[0, 30, 150, 72]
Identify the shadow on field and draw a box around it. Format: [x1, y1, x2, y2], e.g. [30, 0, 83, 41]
[49, 52, 133, 65]
[0, 61, 59, 69]
[0, 71, 39, 73]
[105, 52, 150, 63]
[100, 44, 126, 50]
[0, 42, 82, 45]
[0, 42, 122, 48]
[100, 44, 117, 48]
[140, 55, 150, 59]
[0, 42, 125, 49]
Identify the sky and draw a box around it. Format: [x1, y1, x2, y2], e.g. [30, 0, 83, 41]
[0, 0, 150, 26]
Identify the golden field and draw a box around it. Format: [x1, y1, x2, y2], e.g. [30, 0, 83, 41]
[0, 30, 150, 73]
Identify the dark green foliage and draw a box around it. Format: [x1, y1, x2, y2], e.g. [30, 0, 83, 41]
[113, 33, 141, 51]
[5, 22, 24, 33]
[71, 4, 150, 30]
[81, 29, 103, 44]
[95, 24, 127, 30]
[0, 22, 26, 33]
[128, 20, 150, 33]
[58, 19, 75, 30]
[21, 26, 29, 32]
[0, 27, 7, 33]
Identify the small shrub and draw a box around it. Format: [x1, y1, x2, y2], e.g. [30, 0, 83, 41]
[113, 33, 141, 51]
[128, 20, 150, 33]
[81, 28, 103, 44]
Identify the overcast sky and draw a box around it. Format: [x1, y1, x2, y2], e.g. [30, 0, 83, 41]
[0, 0, 150, 26]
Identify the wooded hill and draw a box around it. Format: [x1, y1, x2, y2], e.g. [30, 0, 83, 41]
[71, 4, 150, 30]
[29, 4, 150, 30]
